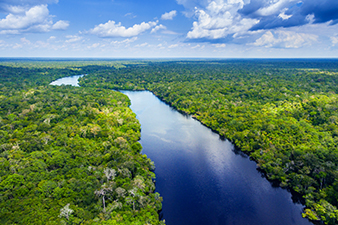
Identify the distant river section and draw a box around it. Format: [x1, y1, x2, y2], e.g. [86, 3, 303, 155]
[51, 76, 312, 225]
[122, 90, 312, 225]
[50, 74, 84, 87]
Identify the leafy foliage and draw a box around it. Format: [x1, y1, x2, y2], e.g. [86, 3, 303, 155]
[80, 59, 338, 224]
[0, 62, 163, 224]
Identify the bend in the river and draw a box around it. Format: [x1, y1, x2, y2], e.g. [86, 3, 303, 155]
[51, 75, 312, 225]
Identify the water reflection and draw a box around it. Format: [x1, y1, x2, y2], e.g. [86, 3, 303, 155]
[50, 75, 84, 86]
[122, 90, 312, 225]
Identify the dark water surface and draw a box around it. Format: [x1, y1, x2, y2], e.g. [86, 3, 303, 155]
[50, 75, 312, 225]
[122, 90, 312, 225]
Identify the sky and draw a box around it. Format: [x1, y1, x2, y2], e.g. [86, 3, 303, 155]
[0, 0, 338, 58]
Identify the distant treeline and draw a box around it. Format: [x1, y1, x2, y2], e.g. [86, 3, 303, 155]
[78, 59, 338, 225]
[0, 63, 164, 225]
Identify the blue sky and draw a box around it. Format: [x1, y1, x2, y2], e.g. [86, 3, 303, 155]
[0, 0, 338, 58]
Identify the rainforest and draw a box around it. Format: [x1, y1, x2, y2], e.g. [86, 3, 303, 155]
[1, 58, 338, 225]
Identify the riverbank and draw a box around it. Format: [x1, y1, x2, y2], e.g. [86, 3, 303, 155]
[123, 90, 312, 225]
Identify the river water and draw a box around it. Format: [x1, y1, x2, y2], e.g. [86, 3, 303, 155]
[122, 90, 312, 225]
[50, 74, 84, 86]
[51, 76, 312, 225]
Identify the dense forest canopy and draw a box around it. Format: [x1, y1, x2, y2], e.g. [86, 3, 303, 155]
[78, 59, 338, 225]
[2, 58, 338, 224]
[0, 60, 164, 225]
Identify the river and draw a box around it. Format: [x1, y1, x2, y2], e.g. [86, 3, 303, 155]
[122, 90, 312, 225]
[51, 75, 312, 225]
[50, 74, 84, 86]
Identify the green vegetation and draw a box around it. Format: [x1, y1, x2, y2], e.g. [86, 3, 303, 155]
[2, 59, 338, 225]
[0, 62, 163, 225]
[79, 59, 338, 224]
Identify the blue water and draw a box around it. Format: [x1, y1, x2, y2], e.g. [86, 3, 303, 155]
[122, 90, 312, 225]
[51, 75, 312, 225]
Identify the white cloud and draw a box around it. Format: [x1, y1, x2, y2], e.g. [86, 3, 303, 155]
[20, 37, 31, 45]
[212, 43, 226, 48]
[278, 11, 292, 20]
[88, 43, 100, 49]
[0, 4, 69, 33]
[124, 12, 137, 19]
[4, 5, 26, 14]
[0, 30, 20, 34]
[168, 44, 179, 48]
[306, 14, 315, 24]
[65, 35, 83, 43]
[135, 42, 148, 47]
[48, 36, 56, 41]
[331, 36, 338, 46]
[161, 10, 177, 20]
[111, 37, 138, 45]
[186, 0, 259, 39]
[157, 43, 165, 49]
[0, 5, 49, 30]
[0, 0, 59, 13]
[191, 44, 205, 49]
[252, 30, 318, 48]
[256, 0, 294, 17]
[151, 24, 166, 33]
[89, 20, 157, 38]
[278, 8, 292, 20]
[52, 20, 69, 30]
[252, 31, 275, 47]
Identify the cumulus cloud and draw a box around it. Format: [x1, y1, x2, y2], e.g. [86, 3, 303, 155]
[52, 20, 69, 30]
[161, 10, 177, 20]
[186, 0, 259, 40]
[252, 30, 318, 48]
[0, 5, 49, 30]
[151, 24, 166, 33]
[181, 0, 338, 43]
[65, 35, 83, 43]
[48, 36, 56, 41]
[0, 0, 58, 12]
[212, 43, 226, 48]
[0, 4, 69, 34]
[89, 20, 157, 38]
[278, 12, 292, 20]
[241, 0, 338, 30]
[255, 0, 292, 17]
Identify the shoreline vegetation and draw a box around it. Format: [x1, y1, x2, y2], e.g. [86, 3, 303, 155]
[1, 58, 338, 224]
[0, 61, 164, 225]
[78, 59, 338, 225]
